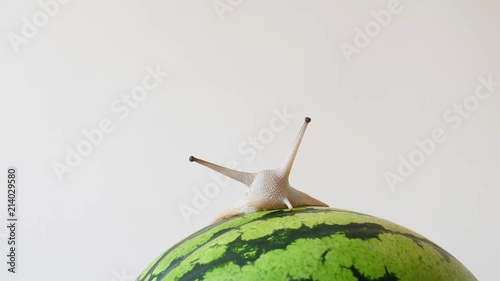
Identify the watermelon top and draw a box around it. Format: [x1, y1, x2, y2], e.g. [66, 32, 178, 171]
[137, 207, 477, 281]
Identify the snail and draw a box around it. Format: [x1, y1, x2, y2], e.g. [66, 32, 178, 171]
[189, 117, 329, 222]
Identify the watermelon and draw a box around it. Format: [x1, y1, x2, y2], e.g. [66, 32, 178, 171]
[136, 207, 476, 280]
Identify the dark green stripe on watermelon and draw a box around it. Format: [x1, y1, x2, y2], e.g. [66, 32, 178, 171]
[137, 207, 476, 281]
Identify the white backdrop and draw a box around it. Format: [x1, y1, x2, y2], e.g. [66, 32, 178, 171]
[1, 0, 499, 280]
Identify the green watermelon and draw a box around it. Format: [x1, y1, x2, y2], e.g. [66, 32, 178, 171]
[137, 207, 476, 281]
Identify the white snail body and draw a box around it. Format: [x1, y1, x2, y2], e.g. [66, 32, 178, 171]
[189, 117, 328, 222]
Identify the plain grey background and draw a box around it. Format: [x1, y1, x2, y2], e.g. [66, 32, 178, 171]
[1, 0, 499, 280]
